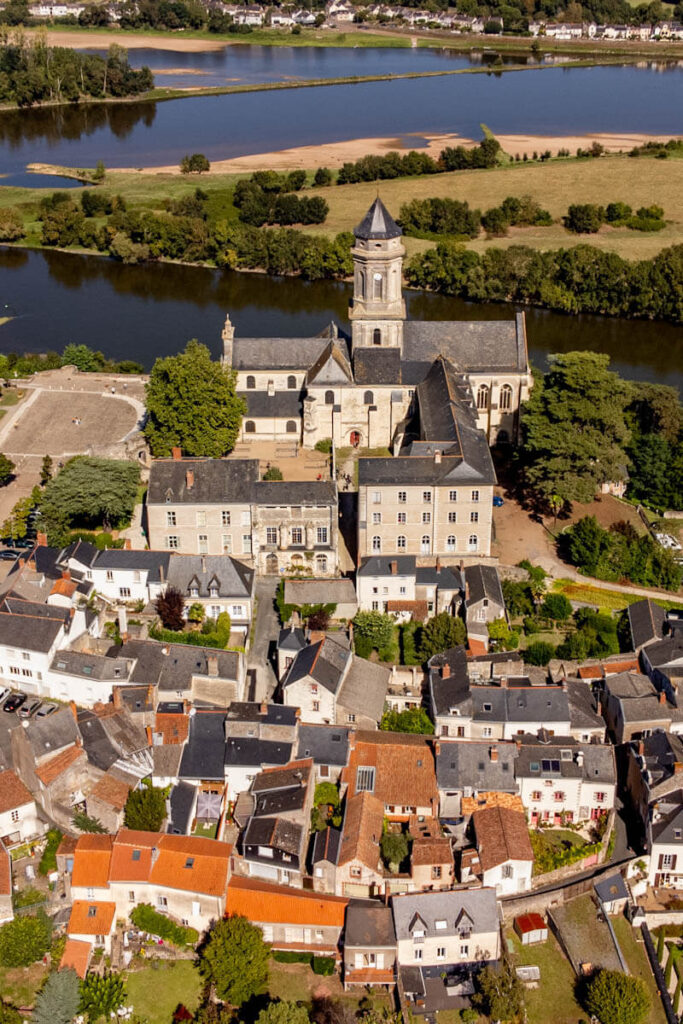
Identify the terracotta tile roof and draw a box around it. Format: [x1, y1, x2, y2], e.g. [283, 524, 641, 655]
[467, 638, 488, 656]
[72, 835, 114, 889]
[338, 791, 384, 869]
[51, 578, 78, 598]
[109, 830, 158, 882]
[461, 791, 525, 817]
[57, 835, 79, 858]
[344, 732, 438, 812]
[68, 900, 116, 936]
[408, 816, 453, 867]
[386, 600, 429, 621]
[0, 842, 10, 897]
[473, 805, 533, 872]
[36, 745, 85, 785]
[226, 876, 347, 927]
[578, 658, 639, 680]
[60, 938, 92, 978]
[577, 666, 603, 680]
[0, 769, 33, 813]
[90, 771, 132, 812]
[150, 835, 232, 897]
[345, 968, 395, 986]
[154, 711, 189, 746]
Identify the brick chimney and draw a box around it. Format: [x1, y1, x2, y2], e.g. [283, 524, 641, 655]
[260, 702, 268, 715]
[489, 745, 498, 762]
[125, 539, 131, 550]
[36, 532, 48, 547]
[172, 447, 182, 460]
[61, 569, 71, 581]
[390, 560, 398, 575]
[207, 654, 218, 678]
[119, 607, 129, 645]
[441, 662, 451, 679]
[185, 469, 194, 490]
[659, 691, 667, 705]
[638, 739, 645, 756]
[436, 557, 441, 574]
[434, 741, 441, 755]
[500, 676, 508, 688]
[674, 762, 683, 774]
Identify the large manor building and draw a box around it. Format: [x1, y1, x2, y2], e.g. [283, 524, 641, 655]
[148, 200, 532, 569]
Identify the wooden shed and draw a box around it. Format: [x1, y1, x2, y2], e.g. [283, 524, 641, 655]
[514, 912, 548, 945]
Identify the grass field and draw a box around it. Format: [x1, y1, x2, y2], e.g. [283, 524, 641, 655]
[612, 916, 668, 1024]
[507, 929, 584, 1024]
[125, 960, 202, 1024]
[0, 963, 49, 1008]
[552, 578, 683, 612]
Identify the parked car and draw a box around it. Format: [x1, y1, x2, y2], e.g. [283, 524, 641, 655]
[3, 693, 27, 713]
[35, 702, 58, 718]
[0, 686, 11, 705]
[18, 699, 42, 719]
[0, 549, 18, 561]
[493, 496, 505, 507]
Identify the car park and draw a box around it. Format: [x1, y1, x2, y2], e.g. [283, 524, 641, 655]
[35, 702, 57, 717]
[18, 699, 42, 719]
[3, 692, 27, 713]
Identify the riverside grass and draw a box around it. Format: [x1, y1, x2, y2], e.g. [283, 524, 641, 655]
[5, 148, 681, 264]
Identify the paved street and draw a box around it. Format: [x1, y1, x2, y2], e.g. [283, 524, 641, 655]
[247, 577, 280, 702]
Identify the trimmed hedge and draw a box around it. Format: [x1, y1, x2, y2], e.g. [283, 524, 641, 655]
[270, 951, 335, 975]
[130, 904, 198, 946]
[312, 956, 335, 975]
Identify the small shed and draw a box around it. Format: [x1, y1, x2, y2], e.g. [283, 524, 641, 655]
[594, 872, 629, 916]
[514, 912, 548, 945]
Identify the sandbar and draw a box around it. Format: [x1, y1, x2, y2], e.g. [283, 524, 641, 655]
[33, 29, 228, 51]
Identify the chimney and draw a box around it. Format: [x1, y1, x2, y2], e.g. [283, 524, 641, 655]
[674, 762, 683, 775]
[36, 532, 48, 547]
[159, 564, 165, 583]
[500, 676, 508, 688]
[18, 557, 25, 569]
[69, 700, 78, 721]
[659, 691, 667, 705]
[207, 654, 219, 678]
[185, 469, 194, 491]
[436, 557, 441, 574]
[260, 702, 268, 715]
[390, 560, 398, 575]
[61, 569, 71, 581]
[119, 607, 129, 644]
[638, 739, 645, 756]
[267, 380, 275, 397]
[465, 582, 471, 601]
[489, 745, 498, 762]
[434, 450, 442, 464]
[434, 741, 441, 755]
[125, 539, 131, 551]
[441, 662, 451, 679]
[172, 447, 182, 460]
[201, 556, 207, 574]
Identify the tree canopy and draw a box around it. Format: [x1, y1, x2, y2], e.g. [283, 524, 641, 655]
[380, 707, 434, 734]
[33, 968, 80, 1024]
[256, 1002, 310, 1024]
[521, 352, 632, 505]
[124, 783, 167, 832]
[583, 969, 650, 1024]
[199, 914, 270, 1006]
[144, 340, 246, 457]
[40, 456, 139, 542]
[472, 957, 524, 1022]
[419, 612, 466, 660]
[0, 912, 51, 967]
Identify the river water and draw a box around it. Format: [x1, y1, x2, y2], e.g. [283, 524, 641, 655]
[1, 248, 681, 389]
[0, 58, 682, 186]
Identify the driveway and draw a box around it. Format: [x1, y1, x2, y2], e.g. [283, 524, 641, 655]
[247, 577, 280, 703]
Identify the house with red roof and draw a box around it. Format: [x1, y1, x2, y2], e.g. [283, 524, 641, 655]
[0, 769, 44, 848]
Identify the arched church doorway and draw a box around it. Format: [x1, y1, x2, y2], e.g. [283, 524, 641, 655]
[350, 431, 361, 448]
[265, 553, 279, 574]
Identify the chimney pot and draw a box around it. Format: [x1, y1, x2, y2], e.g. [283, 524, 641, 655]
[500, 676, 508, 688]
[36, 532, 48, 547]
[434, 450, 442, 464]
[172, 447, 182, 460]
[638, 739, 645, 756]
[441, 662, 451, 679]
[390, 560, 398, 576]
[260, 702, 268, 715]
[660, 690, 667, 705]
[436, 557, 441, 574]
[61, 569, 71, 580]
[186, 469, 194, 490]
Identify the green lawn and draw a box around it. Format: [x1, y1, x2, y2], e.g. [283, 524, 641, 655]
[0, 963, 49, 1008]
[192, 821, 217, 839]
[507, 930, 583, 1024]
[125, 960, 202, 1024]
[267, 959, 392, 1011]
[612, 916, 668, 1024]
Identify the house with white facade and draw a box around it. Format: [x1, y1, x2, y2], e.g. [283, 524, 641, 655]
[0, 770, 44, 848]
[515, 742, 616, 827]
[356, 556, 462, 619]
[472, 805, 533, 895]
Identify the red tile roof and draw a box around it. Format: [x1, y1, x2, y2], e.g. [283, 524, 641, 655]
[0, 842, 10, 897]
[60, 938, 92, 978]
[68, 900, 116, 937]
[227, 876, 347, 927]
[473, 806, 534, 872]
[338, 791, 383, 870]
[150, 835, 232, 897]
[71, 835, 114, 889]
[36, 745, 85, 785]
[0, 769, 33, 814]
[154, 711, 189, 746]
[109, 830, 158, 882]
[90, 771, 131, 812]
[344, 732, 438, 812]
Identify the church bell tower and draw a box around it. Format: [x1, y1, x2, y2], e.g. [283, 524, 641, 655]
[349, 198, 406, 353]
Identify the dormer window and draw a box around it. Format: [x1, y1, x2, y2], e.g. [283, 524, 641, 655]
[210, 587, 219, 598]
[190, 587, 199, 598]
[483, 703, 492, 712]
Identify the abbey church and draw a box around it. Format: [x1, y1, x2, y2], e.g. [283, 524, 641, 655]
[222, 197, 532, 454]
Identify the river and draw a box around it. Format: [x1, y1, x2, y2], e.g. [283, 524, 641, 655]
[1, 248, 681, 390]
[1, 59, 682, 185]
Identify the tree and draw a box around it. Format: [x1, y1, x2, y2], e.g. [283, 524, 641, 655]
[0, 454, 15, 486]
[198, 914, 270, 1006]
[0, 913, 51, 967]
[563, 203, 605, 233]
[187, 602, 205, 623]
[2, 488, 41, 542]
[472, 957, 524, 1021]
[540, 593, 572, 621]
[487, 618, 520, 651]
[256, 1002, 310, 1024]
[380, 830, 409, 872]
[41, 457, 140, 537]
[144, 340, 246, 457]
[524, 641, 556, 666]
[79, 972, 126, 1018]
[39, 454, 53, 486]
[33, 968, 80, 1024]
[380, 707, 434, 734]
[263, 466, 283, 480]
[0, 207, 25, 241]
[583, 969, 650, 1024]
[521, 353, 632, 505]
[124, 783, 167, 832]
[156, 585, 186, 631]
[180, 153, 211, 174]
[314, 167, 332, 187]
[419, 612, 466, 660]
[72, 809, 106, 833]
[352, 611, 395, 653]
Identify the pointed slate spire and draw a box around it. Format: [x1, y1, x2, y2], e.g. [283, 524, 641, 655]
[353, 197, 402, 240]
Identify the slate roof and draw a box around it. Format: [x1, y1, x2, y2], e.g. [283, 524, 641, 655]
[472, 685, 571, 725]
[465, 564, 504, 607]
[416, 356, 478, 446]
[226, 702, 298, 726]
[391, 888, 499, 940]
[284, 636, 351, 694]
[628, 599, 667, 649]
[225, 736, 293, 767]
[354, 197, 402, 240]
[24, 707, 79, 759]
[116, 639, 241, 692]
[644, 636, 683, 670]
[416, 565, 463, 589]
[307, 340, 353, 386]
[402, 312, 528, 375]
[232, 331, 337, 372]
[239, 391, 303, 418]
[436, 740, 518, 792]
[277, 626, 307, 652]
[284, 578, 357, 609]
[338, 656, 390, 723]
[167, 781, 196, 835]
[345, 903, 396, 947]
[358, 445, 495, 487]
[312, 825, 342, 866]
[566, 680, 605, 733]
[652, 804, 683, 846]
[358, 555, 417, 577]
[594, 873, 629, 904]
[429, 646, 470, 716]
[605, 671, 655, 699]
[179, 711, 227, 780]
[166, 554, 254, 600]
[254, 480, 337, 507]
[147, 459, 260, 505]
[353, 347, 402, 385]
[0, 597, 66, 652]
[297, 724, 351, 767]
[244, 815, 303, 857]
[52, 650, 130, 682]
[514, 743, 615, 783]
[91, 549, 170, 574]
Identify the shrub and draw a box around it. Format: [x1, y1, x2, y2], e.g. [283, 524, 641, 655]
[38, 828, 62, 875]
[583, 968, 650, 1024]
[271, 950, 312, 964]
[130, 904, 198, 946]
[564, 204, 605, 233]
[312, 956, 336, 976]
[540, 593, 572, 621]
[0, 913, 51, 967]
[263, 465, 283, 480]
[79, 971, 126, 1018]
[314, 438, 332, 453]
[314, 167, 332, 187]
[524, 641, 556, 666]
[0, 207, 25, 241]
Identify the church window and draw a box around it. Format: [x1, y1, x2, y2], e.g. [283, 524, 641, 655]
[397, 535, 406, 549]
[325, 391, 334, 405]
[372, 536, 382, 552]
[447, 535, 457, 552]
[246, 376, 256, 390]
[372, 329, 382, 346]
[468, 534, 479, 551]
[500, 384, 513, 411]
[287, 375, 297, 389]
[245, 420, 256, 433]
[476, 384, 489, 410]
[421, 536, 431, 554]
[286, 420, 297, 433]
[373, 273, 383, 300]
[364, 391, 374, 405]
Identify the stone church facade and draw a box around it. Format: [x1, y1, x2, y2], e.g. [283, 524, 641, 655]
[223, 198, 532, 453]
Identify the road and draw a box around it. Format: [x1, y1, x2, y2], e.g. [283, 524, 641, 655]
[247, 577, 280, 703]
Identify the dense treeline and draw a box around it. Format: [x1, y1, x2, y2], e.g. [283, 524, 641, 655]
[399, 194, 552, 239]
[564, 202, 665, 234]
[0, 35, 153, 106]
[336, 138, 500, 185]
[405, 241, 683, 323]
[562, 516, 681, 591]
[233, 174, 328, 227]
[0, 344, 143, 377]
